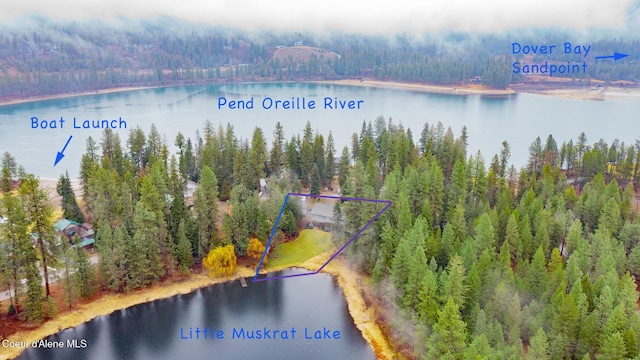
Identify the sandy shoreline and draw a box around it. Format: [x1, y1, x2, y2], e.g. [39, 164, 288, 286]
[0, 86, 160, 107]
[319, 79, 640, 101]
[522, 86, 640, 101]
[1, 255, 399, 360]
[316, 79, 516, 96]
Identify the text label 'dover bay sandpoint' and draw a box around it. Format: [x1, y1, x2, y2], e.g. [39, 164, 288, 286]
[217, 96, 364, 110]
[511, 42, 591, 77]
[30, 116, 127, 129]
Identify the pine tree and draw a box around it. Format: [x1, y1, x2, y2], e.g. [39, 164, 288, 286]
[268, 122, 285, 175]
[519, 215, 534, 261]
[125, 222, 149, 291]
[73, 248, 97, 299]
[45, 295, 57, 320]
[391, 217, 429, 303]
[176, 221, 193, 274]
[23, 263, 44, 322]
[59, 237, 76, 309]
[310, 164, 321, 196]
[285, 136, 300, 177]
[428, 162, 445, 227]
[299, 133, 314, 187]
[442, 254, 467, 309]
[248, 127, 267, 188]
[79, 136, 100, 202]
[313, 134, 325, 187]
[96, 221, 114, 288]
[325, 132, 336, 188]
[19, 175, 57, 297]
[527, 246, 548, 298]
[463, 264, 481, 324]
[417, 265, 439, 326]
[505, 213, 520, 263]
[3, 178, 38, 321]
[527, 328, 550, 360]
[597, 197, 621, 237]
[403, 244, 427, 310]
[448, 159, 467, 205]
[233, 140, 250, 188]
[623, 328, 638, 359]
[57, 172, 84, 223]
[140, 164, 174, 274]
[597, 332, 626, 360]
[474, 213, 496, 256]
[425, 297, 468, 360]
[549, 283, 578, 359]
[222, 185, 254, 255]
[440, 224, 456, 265]
[126, 202, 162, 289]
[463, 334, 492, 360]
[337, 146, 350, 189]
[193, 166, 219, 257]
[111, 225, 130, 291]
[1, 151, 18, 193]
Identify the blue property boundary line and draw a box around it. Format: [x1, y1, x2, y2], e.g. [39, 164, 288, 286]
[252, 193, 392, 282]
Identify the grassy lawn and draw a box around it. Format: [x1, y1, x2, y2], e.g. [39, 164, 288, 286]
[266, 229, 332, 269]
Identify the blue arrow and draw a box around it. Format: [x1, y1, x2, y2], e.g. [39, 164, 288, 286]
[595, 52, 629, 60]
[54, 135, 73, 167]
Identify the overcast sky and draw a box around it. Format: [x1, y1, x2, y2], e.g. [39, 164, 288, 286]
[2, 0, 637, 34]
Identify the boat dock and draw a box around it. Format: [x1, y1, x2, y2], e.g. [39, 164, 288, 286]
[240, 277, 247, 288]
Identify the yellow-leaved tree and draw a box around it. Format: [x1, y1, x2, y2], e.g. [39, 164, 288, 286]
[246, 238, 266, 266]
[203, 245, 237, 277]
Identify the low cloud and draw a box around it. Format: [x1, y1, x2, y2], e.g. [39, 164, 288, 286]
[2, 0, 636, 34]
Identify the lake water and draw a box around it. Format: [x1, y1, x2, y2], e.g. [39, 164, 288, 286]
[0, 82, 639, 179]
[17, 268, 374, 360]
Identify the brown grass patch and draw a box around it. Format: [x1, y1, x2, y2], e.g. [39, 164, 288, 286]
[271, 46, 340, 63]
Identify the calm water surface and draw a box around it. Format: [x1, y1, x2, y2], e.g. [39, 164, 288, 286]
[1, 83, 638, 179]
[17, 268, 374, 360]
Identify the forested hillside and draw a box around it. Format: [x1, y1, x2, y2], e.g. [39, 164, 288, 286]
[2, 117, 640, 358]
[1, 19, 639, 98]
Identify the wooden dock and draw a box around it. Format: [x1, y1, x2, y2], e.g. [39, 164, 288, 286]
[240, 277, 247, 288]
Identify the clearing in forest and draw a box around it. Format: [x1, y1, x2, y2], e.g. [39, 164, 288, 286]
[266, 229, 332, 270]
[254, 193, 391, 282]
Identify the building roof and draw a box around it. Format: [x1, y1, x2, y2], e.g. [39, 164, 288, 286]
[310, 203, 334, 219]
[184, 180, 198, 198]
[54, 219, 80, 232]
[73, 238, 95, 248]
[186, 180, 198, 189]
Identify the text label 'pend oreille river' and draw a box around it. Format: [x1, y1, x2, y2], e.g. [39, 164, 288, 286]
[217, 96, 364, 110]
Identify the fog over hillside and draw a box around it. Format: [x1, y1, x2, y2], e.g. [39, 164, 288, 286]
[2, 0, 638, 34]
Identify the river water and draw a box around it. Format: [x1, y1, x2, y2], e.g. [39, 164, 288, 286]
[1, 83, 638, 179]
[17, 268, 374, 360]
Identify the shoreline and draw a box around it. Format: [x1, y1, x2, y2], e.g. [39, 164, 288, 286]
[1, 256, 399, 360]
[515, 85, 640, 101]
[2, 79, 640, 108]
[0, 267, 251, 360]
[0, 86, 161, 107]
[318, 79, 640, 101]
[315, 79, 516, 96]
